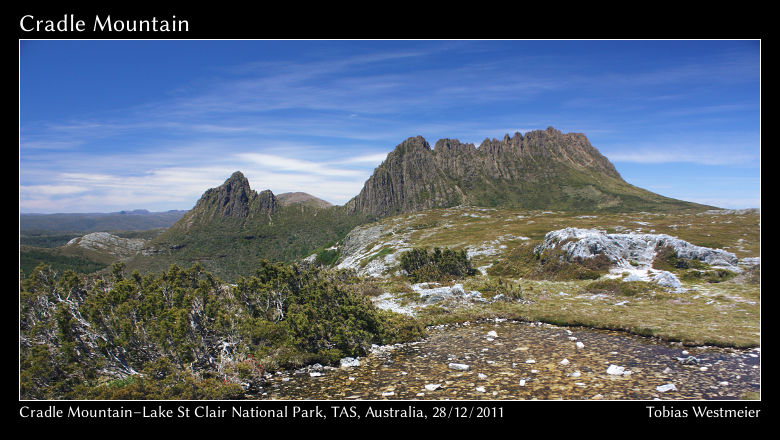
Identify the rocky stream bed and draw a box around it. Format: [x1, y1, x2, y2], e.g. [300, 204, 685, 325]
[254, 320, 760, 400]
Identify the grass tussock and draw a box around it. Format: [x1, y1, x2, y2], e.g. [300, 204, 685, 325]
[584, 278, 659, 297]
[488, 243, 610, 281]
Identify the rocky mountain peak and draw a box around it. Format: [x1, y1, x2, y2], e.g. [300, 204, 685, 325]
[391, 136, 431, 155]
[433, 139, 475, 153]
[347, 127, 697, 217]
[187, 171, 277, 222]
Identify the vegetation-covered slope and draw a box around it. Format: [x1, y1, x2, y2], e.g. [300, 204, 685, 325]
[124, 172, 369, 281]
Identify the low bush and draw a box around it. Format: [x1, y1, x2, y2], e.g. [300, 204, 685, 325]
[399, 247, 476, 283]
[680, 268, 737, 283]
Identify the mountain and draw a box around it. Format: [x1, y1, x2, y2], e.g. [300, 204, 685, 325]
[126, 172, 365, 280]
[277, 192, 333, 209]
[120, 127, 711, 280]
[345, 127, 708, 217]
[173, 171, 278, 229]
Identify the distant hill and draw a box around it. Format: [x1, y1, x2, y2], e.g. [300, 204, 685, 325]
[20, 210, 188, 233]
[276, 192, 333, 209]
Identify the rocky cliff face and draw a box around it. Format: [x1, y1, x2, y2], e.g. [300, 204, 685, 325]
[346, 136, 464, 218]
[346, 127, 701, 217]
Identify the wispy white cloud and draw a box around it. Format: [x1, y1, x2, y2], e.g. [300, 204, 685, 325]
[236, 153, 366, 178]
[19, 185, 89, 196]
[606, 149, 758, 166]
[336, 153, 388, 164]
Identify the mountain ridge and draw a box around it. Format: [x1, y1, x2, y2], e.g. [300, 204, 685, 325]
[106, 127, 713, 280]
[345, 127, 707, 217]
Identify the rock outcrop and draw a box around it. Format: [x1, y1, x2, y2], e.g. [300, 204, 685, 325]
[64, 232, 147, 259]
[535, 228, 740, 271]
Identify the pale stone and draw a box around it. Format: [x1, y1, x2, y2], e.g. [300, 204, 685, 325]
[448, 363, 470, 371]
[339, 357, 360, 368]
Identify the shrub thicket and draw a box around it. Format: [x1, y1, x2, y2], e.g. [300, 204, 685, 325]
[399, 247, 476, 283]
[19, 260, 423, 400]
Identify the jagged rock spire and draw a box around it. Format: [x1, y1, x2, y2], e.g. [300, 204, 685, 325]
[189, 171, 278, 222]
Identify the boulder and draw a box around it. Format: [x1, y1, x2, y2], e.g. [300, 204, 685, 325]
[448, 363, 470, 371]
[652, 271, 682, 289]
[339, 357, 361, 368]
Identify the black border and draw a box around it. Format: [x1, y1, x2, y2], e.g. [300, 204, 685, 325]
[15, 2, 764, 430]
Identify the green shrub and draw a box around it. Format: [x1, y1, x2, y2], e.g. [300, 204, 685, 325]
[681, 268, 737, 283]
[399, 247, 476, 283]
[528, 248, 609, 281]
[315, 249, 340, 266]
[476, 277, 524, 300]
[653, 245, 708, 271]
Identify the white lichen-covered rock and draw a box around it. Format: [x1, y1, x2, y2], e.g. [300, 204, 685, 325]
[651, 271, 682, 289]
[335, 223, 412, 277]
[535, 228, 741, 274]
[65, 232, 147, 258]
[739, 257, 760, 266]
[372, 293, 418, 316]
[411, 283, 483, 304]
[622, 273, 644, 282]
[339, 357, 361, 368]
[371, 283, 487, 318]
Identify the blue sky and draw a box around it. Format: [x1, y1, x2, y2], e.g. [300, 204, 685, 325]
[19, 40, 760, 213]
